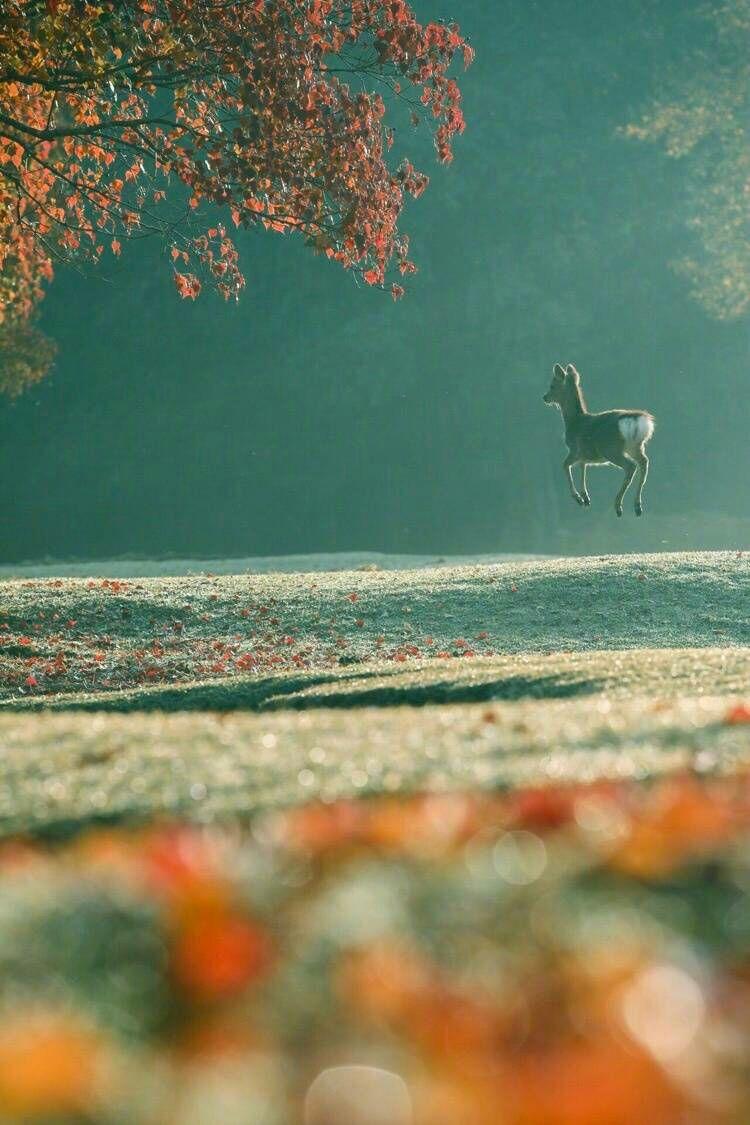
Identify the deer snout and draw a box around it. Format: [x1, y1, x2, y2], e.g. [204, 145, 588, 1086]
[543, 392, 552, 404]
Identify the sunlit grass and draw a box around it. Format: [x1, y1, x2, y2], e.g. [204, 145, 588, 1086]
[0, 551, 747, 705]
[4, 647, 748, 713]
[0, 676, 748, 840]
[0, 551, 747, 837]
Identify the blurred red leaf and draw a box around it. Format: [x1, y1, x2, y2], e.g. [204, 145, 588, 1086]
[725, 703, 750, 725]
[172, 916, 272, 999]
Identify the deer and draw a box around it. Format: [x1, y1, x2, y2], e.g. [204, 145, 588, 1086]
[543, 363, 655, 517]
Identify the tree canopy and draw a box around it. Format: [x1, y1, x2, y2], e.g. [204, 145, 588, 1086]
[625, 0, 750, 319]
[0, 0, 471, 392]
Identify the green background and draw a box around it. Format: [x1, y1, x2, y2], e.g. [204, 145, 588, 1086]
[1, 0, 746, 563]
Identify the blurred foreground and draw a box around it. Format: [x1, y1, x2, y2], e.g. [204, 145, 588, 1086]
[2, 769, 750, 1124]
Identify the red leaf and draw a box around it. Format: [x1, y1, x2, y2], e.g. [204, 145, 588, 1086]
[173, 271, 201, 300]
[172, 916, 273, 999]
[725, 703, 750, 726]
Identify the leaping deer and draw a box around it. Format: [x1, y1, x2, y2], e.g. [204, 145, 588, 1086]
[543, 363, 655, 517]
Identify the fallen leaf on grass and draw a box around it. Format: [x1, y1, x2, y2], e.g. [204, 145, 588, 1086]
[725, 703, 750, 725]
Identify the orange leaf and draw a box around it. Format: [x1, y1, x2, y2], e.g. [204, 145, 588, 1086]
[725, 703, 750, 725]
[172, 916, 272, 999]
[173, 271, 201, 300]
[0, 1014, 104, 1116]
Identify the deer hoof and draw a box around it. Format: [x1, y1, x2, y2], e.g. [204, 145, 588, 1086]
[582, 495, 591, 507]
[615, 506, 623, 518]
[635, 504, 643, 517]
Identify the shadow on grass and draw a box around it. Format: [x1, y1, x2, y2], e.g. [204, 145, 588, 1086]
[265, 673, 601, 710]
[3, 668, 602, 713]
[4, 672, 346, 714]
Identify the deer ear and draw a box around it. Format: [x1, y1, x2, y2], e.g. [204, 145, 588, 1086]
[566, 364, 580, 383]
[553, 364, 565, 378]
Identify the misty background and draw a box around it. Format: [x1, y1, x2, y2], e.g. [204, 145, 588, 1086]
[0, 0, 746, 565]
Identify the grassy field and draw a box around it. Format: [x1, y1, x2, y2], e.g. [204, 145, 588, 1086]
[0, 551, 749, 1124]
[0, 550, 747, 837]
[2, 550, 748, 701]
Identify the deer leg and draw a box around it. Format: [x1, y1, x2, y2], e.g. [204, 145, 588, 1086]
[612, 454, 637, 517]
[580, 463, 591, 507]
[564, 456, 585, 506]
[634, 450, 649, 516]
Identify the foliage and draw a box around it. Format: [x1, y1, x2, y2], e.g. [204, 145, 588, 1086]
[0, 312, 56, 395]
[0, 0, 471, 389]
[624, 0, 750, 318]
[0, 773, 749, 1122]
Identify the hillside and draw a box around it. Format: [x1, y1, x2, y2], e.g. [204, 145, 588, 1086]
[0, 551, 746, 838]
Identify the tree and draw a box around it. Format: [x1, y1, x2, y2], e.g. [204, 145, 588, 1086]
[0, 0, 472, 393]
[624, 0, 750, 320]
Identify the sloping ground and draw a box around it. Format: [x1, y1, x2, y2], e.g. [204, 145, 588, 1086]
[7, 647, 750, 712]
[0, 552, 746, 837]
[0, 551, 748, 705]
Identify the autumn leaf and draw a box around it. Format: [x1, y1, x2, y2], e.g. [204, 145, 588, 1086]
[725, 703, 750, 725]
[173, 272, 201, 300]
[172, 915, 273, 998]
[0, 0, 470, 391]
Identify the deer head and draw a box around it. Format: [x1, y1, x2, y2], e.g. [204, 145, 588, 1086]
[543, 363, 568, 406]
